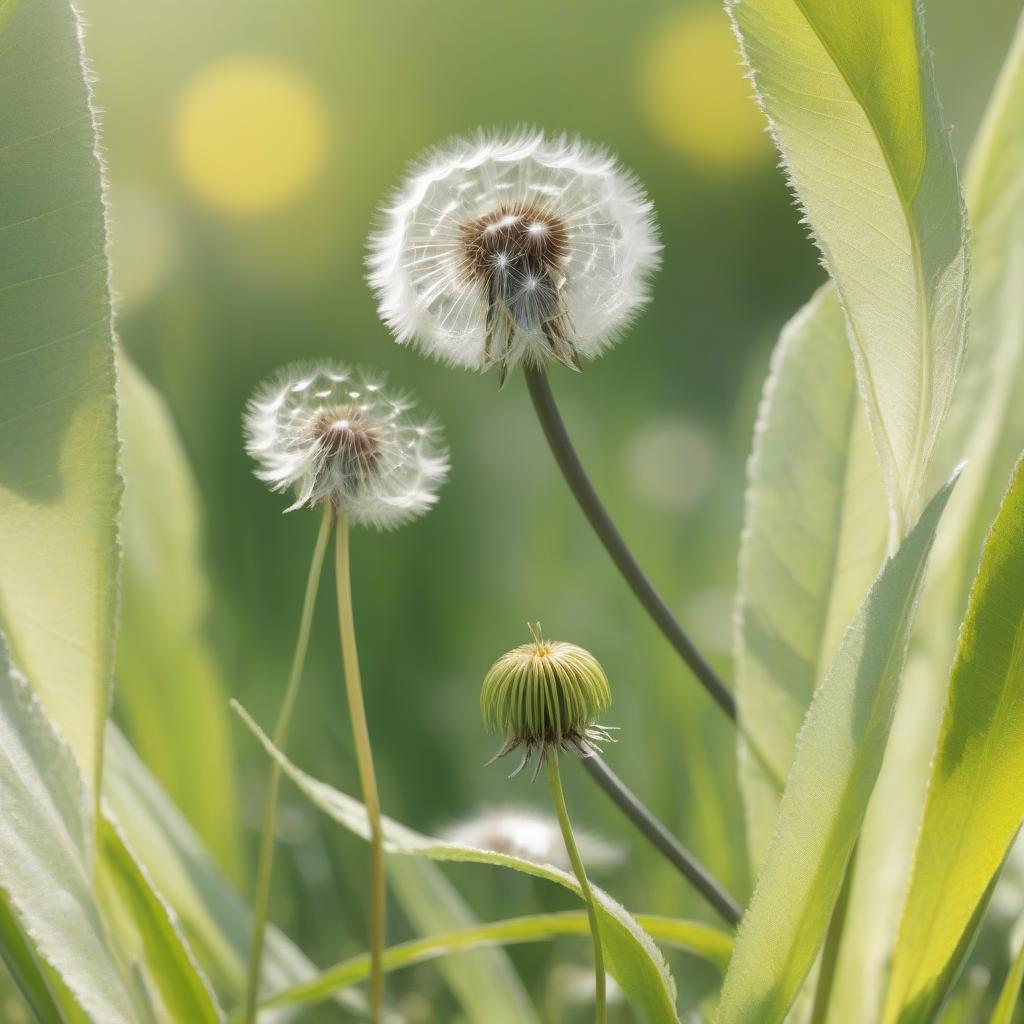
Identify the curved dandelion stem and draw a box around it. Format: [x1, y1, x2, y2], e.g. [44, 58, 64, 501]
[582, 753, 741, 926]
[244, 503, 334, 1024]
[547, 752, 606, 1024]
[335, 514, 386, 1022]
[523, 363, 736, 721]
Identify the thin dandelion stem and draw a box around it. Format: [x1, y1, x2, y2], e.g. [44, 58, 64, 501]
[244, 503, 333, 1024]
[548, 752, 606, 1024]
[523, 363, 736, 721]
[335, 514, 386, 1022]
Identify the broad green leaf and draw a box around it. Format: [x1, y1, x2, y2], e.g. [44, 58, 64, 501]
[882, 457, 1024, 1023]
[117, 354, 242, 880]
[992, 919, 1024, 1024]
[735, 284, 887, 869]
[717, 477, 956, 1024]
[102, 726, 361, 1019]
[820, 20, 1024, 1016]
[726, 0, 968, 539]
[0, 0, 120, 791]
[233, 702, 679, 1024]
[386, 858, 540, 1024]
[0, 635, 135, 1023]
[96, 816, 222, 1023]
[263, 911, 732, 1013]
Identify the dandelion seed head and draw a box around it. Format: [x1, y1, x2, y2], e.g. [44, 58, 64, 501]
[243, 360, 449, 528]
[481, 623, 614, 780]
[368, 130, 661, 382]
[441, 806, 624, 873]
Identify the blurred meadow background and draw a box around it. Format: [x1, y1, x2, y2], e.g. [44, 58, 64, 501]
[73, 0, 1022, 1016]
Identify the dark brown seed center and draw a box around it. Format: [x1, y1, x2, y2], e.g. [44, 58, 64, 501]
[311, 406, 382, 480]
[461, 203, 568, 281]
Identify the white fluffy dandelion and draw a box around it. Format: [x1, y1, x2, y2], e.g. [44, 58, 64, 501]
[442, 806, 624, 874]
[368, 130, 661, 385]
[243, 360, 448, 528]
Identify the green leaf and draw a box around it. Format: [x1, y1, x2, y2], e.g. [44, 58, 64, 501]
[819, 19, 1024, 1015]
[735, 284, 887, 869]
[96, 816, 222, 1023]
[386, 858, 540, 1024]
[262, 911, 732, 1013]
[881, 457, 1024, 1023]
[717, 476, 956, 1024]
[0, 634, 136, 1023]
[927, 10, 1024, 608]
[992, 919, 1024, 1024]
[232, 702, 680, 1024]
[102, 726, 360, 1018]
[0, 0, 120, 792]
[726, 0, 968, 538]
[117, 354, 242, 880]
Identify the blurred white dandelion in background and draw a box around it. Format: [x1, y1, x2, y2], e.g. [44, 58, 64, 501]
[441, 806, 624, 873]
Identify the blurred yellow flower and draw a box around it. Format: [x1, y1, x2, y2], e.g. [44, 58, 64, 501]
[638, 5, 768, 172]
[174, 57, 328, 214]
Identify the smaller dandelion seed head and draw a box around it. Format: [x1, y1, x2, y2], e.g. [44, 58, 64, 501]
[481, 623, 614, 780]
[243, 360, 449, 529]
[441, 806, 624, 873]
[367, 129, 661, 386]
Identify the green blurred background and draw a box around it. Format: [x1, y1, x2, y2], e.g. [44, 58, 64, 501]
[74, 0, 1021, 1017]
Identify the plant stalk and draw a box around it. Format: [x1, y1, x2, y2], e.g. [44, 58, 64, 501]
[335, 514, 386, 1022]
[547, 752, 606, 1024]
[523, 364, 736, 720]
[582, 753, 741, 926]
[244, 503, 333, 1024]
[809, 845, 857, 1023]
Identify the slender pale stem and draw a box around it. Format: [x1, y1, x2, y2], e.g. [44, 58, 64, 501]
[335, 514, 385, 1022]
[809, 845, 857, 1023]
[523, 364, 736, 720]
[547, 752, 606, 1024]
[244, 504, 333, 1024]
[582, 753, 741, 926]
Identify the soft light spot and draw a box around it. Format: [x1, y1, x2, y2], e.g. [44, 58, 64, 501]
[624, 416, 718, 511]
[684, 586, 735, 653]
[638, 6, 769, 171]
[174, 57, 328, 214]
[107, 186, 178, 310]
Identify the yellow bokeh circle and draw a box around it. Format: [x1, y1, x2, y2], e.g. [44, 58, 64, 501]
[638, 6, 769, 172]
[174, 57, 328, 215]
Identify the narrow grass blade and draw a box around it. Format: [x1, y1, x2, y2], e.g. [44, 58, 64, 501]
[233, 702, 680, 1024]
[262, 911, 731, 1013]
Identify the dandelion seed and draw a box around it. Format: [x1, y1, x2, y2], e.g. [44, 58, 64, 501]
[243, 360, 448, 528]
[368, 130, 661, 386]
[481, 623, 615, 781]
[442, 806, 624, 873]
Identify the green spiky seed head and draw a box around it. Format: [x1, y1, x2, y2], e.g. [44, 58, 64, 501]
[481, 624, 614, 779]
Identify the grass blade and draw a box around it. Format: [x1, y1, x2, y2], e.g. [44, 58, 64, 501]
[233, 702, 680, 1024]
[262, 911, 731, 1013]
[882, 457, 1024, 1022]
[718, 476, 956, 1023]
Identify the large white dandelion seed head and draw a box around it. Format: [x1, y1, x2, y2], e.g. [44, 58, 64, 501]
[367, 129, 661, 385]
[441, 806, 624, 873]
[243, 361, 449, 529]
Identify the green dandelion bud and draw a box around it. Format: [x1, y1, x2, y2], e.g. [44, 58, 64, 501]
[482, 624, 614, 780]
